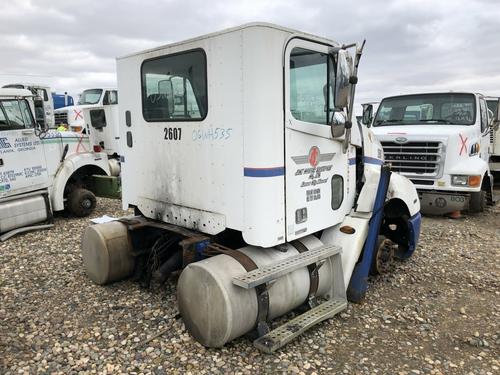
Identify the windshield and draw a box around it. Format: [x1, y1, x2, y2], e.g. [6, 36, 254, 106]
[78, 89, 103, 105]
[374, 93, 476, 126]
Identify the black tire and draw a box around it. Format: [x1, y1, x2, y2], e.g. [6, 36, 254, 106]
[469, 190, 486, 213]
[68, 188, 97, 217]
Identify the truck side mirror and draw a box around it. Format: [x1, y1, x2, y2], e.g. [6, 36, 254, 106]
[90, 109, 107, 129]
[362, 104, 373, 127]
[334, 50, 352, 109]
[330, 111, 346, 138]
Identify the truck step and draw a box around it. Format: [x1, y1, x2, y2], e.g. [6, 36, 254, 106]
[232, 244, 342, 289]
[253, 297, 347, 353]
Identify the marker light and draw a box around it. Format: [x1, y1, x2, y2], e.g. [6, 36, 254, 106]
[468, 175, 481, 187]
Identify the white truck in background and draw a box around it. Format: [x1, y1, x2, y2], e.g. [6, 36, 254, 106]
[363, 92, 497, 215]
[54, 87, 122, 198]
[485, 96, 500, 173]
[0, 88, 112, 240]
[54, 88, 118, 134]
[2, 83, 54, 129]
[81, 23, 421, 353]
[81, 100, 121, 158]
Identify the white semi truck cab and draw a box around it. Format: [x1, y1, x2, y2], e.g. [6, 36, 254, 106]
[81, 23, 421, 352]
[54, 88, 118, 133]
[0, 88, 112, 240]
[364, 92, 496, 215]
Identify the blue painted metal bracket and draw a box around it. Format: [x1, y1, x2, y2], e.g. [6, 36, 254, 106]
[347, 164, 392, 303]
[396, 212, 421, 260]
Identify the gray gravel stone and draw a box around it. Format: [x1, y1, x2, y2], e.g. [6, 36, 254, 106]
[1, 196, 499, 374]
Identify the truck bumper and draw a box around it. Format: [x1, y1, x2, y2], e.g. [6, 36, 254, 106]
[418, 190, 469, 215]
[489, 159, 500, 172]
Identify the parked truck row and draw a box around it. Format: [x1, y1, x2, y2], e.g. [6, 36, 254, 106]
[2, 22, 497, 353]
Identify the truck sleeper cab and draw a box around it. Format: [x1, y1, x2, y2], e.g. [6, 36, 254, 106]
[366, 92, 495, 215]
[81, 23, 421, 352]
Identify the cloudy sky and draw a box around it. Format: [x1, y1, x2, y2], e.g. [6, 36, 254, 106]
[1, 0, 499, 106]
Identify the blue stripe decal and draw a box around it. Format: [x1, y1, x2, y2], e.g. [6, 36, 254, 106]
[363, 156, 383, 166]
[348, 158, 356, 165]
[244, 167, 285, 177]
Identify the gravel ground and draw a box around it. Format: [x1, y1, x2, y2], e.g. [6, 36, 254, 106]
[1, 196, 499, 375]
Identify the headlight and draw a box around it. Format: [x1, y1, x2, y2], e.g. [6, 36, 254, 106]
[451, 175, 468, 186]
[451, 175, 481, 187]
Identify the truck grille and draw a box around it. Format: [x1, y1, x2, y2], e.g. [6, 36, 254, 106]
[381, 141, 444, 177]
[54, 112, 68, 125]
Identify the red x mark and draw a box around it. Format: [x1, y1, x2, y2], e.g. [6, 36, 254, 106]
[459, 134, 468, 156]
[76, 134, 88, 153]
[74, 109, 83, 120]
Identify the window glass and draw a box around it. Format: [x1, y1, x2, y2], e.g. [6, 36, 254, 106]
[0, 107, 7, 128]
[2, 100, 27, 128]
[486, 100, 498, 114]
[142, 50, 207, 122]
[19, 100, 34, 128]
[331, 175, 344, 210]
[374, 93, 476, 126]
[479, 99, 488, 132]
[35, 88, 49, 101]
[290, 48, 332, 125]
[78, 89, 103, 105]
[104, 90, 118, 105]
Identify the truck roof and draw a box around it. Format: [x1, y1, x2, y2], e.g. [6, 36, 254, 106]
[3, 83, 51, 91]
[117, 22, 338, 60]
[81, 87, 117, 91]
[0, 88, 34, 98]
[380, 92, 485, 100]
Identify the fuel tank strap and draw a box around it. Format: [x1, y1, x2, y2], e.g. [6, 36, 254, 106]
[290, 239, 320, 303]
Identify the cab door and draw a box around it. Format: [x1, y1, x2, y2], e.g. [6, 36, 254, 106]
[102, 90, 120, 154]
[0, 99, 49, 198]
[284, 39, 349, 241]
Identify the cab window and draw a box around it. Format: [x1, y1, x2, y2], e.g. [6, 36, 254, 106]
[35, 88, 49, 102]
[141, 49, 207, 122]
[0, 100, 35, 130]
[103, 90, 118, 105]
[290, 47, 334, 125]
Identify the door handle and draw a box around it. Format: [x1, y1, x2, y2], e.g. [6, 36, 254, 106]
[22, 129, 35, 135]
